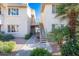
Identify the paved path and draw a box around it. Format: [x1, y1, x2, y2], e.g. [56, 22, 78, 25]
[13, 38, 26, 52]
[16, 36, 52, 56]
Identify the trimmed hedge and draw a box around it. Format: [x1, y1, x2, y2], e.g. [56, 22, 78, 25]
[30, 48, 52, 56]
[3, 34, 15, 41]
[25, 34, 32, 40]
[0, 41, 16, 53]
[0, 33, 15, 41]
[0, 33, 4, 40]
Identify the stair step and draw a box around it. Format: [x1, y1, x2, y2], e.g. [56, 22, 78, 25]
[41, 40, 46, 41]
[76, 23, 79, 25]
[76, 34, 79, 37]
[40, 42, 46, 43]
[76, 30, 79, 32]
[40, 41, 46, 43]
[76, 33, 79, 35]
[40, 39, 46, 40]
[40, 37, 46, 39]
[76, 37, 79, 39]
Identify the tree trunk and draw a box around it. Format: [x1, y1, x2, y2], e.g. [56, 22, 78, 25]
[58, 39, 63, 47]
[68, 9, 78, 41]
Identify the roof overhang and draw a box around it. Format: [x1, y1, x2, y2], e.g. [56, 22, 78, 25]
[6, 3, 27, 8]
[41, 3, 57, 12]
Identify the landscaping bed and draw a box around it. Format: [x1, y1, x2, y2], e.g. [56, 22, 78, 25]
[0, 32, 15, 41]
[0, 52, 17, 56]
[0, 41, 16, 53]
[25, 33, 32, 40]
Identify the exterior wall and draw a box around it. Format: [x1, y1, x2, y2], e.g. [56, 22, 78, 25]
[42, 4, 69, 33]
[0, 4, 31, 37]
[0, 6, 5, 24]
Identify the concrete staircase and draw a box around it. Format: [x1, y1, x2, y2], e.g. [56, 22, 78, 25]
[40, 27, 47, 43]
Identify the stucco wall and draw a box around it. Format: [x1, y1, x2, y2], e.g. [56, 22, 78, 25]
[42, 4, 69, 33]
[1, 7, 31, 37]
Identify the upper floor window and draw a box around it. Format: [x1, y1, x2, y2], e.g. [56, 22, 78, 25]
[0, 7, 1, 15]
[52, 24, 64, 32]
[52, 24, 55, 32]
[0, 25, 2, 31]
[61, 24, 64, 28]
[52, 5, 56, 13]
[8, 8, 19, 16]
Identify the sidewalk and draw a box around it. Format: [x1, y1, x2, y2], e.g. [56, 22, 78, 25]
[16, 36, 52, 56]
[13, 38, 26, 51]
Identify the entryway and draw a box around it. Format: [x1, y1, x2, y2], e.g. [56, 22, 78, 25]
[15, 35, 52, 56]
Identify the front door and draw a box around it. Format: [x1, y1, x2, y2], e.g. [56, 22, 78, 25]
[30, 25, 36, 35]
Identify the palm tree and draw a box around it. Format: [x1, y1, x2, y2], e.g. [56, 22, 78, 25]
[56, 4, 79, 41]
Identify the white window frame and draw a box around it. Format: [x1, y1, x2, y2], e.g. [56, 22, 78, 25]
[52, 24, 55, 32]
[0, 7, 1, 15]
[52, 4, 56, 13]
[8, 25, 19, 32]
[8, 8, 19, 16]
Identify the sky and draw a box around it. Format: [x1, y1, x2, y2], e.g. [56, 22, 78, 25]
[28, 3, 41, 22]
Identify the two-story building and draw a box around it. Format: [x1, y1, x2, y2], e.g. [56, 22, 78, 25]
[41, 3, 69, 33]
[0, 3, 35, 37]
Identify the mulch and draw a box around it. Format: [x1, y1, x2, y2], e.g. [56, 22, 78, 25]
[0, 52, 17, 56]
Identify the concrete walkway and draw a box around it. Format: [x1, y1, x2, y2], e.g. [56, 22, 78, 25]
[16, 36, 52, 56]
[13, 38, 26, 51]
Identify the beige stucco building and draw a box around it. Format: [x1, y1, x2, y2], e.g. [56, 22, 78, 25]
[41, 3, 69, 33]
[0, 3, 36, 37]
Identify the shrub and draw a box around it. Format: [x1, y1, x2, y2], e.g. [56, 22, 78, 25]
[2, 45, 12, 53]
[3, 34, 15, 41]
[0, 33, 4, 40]
[47, 33, 54, 42]
[61, 26, 70, 36]
[47, 26, 70, 46]
[0, 41, 16, 53]
[7, 41, 16, 49]
[61, 40, 79, 56]
[0, 41, 3, 53]
[0, 33, 15, 41]
[25, 34, 32, 40]
[30, 48, 52, 56]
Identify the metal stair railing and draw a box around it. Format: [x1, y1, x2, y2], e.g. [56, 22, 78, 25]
[40, 27, 47, 43]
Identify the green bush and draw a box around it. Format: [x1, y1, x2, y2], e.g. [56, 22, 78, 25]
[25, 34, 32, 40]
[61, 40, 79, 56]
[0, 41, 16, 53]
[47, 33, 55, 41]
[30, 48, 52, 56]
[47, 26, 70, 46]
[3, 34, 15, 41]
[0, 33, 15, 41]
[0, 41, 3, 53]
[0, 33, 4, 40]
[61, 26, 70, 36]
[7, 41, 16, 49]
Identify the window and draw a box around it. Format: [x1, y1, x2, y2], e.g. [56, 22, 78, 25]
[52, 24, 55, 32]
[0, 25, 2, 31]
[8, 8, 19, 15]
[52, 5, 56, 13]
[8, 25, 19, 32]
[61, 24, 64, 28]
[0, 7, 1, 15]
